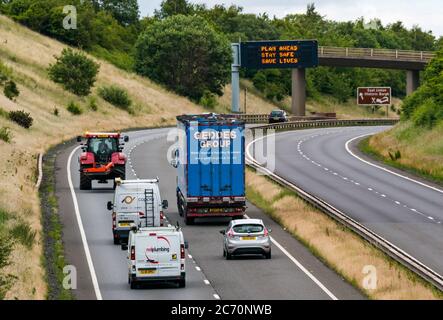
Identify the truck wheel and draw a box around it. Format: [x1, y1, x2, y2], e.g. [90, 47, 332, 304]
[79, 172, 92, 190]
[113, 237, 120, 245]
[184, 216, 194, 225]
[178, 279, 186, 288]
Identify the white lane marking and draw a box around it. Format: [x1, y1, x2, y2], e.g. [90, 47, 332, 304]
[213, 294, 221, 300]
[244, 214, 337, 300]
[345, 133, 443, 195]
[188, 254, 193, 259]
[204, 280, 210, 285]
[195, 266, 201, 271]
[67, 146, 103, 300]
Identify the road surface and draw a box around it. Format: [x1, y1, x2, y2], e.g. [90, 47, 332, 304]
[55, 127, 362, 300]
[248, 126, 443, 277]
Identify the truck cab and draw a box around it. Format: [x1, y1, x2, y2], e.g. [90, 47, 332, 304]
[107, 178, 168, 245]
[126, 226, 186, 289]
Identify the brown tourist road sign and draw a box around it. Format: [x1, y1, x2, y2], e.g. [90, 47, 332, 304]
[357, 87, 391, 105]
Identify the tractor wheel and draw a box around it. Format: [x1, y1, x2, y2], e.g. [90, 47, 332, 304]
[79, 172, 92, 190]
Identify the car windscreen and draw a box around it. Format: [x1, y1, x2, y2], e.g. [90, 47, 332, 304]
[270, 111, 283, 116]
[232, 224, 264, 234]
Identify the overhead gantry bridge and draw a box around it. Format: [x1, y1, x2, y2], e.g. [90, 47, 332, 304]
[291, 47, 435, 116]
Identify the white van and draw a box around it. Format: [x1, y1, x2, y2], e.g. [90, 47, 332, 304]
[126, 226, 186, 289]
[107, 178, 168, 245]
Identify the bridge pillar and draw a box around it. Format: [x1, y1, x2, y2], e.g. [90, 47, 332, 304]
[292, 68, 306, 116]
[406, 70, 420, 96]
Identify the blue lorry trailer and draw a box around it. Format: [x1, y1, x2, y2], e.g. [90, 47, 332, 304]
[174, 114, 246, 225]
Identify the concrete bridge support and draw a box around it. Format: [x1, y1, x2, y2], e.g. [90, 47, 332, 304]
[406, 70, 420, 96]
[291, 68, 306, 116]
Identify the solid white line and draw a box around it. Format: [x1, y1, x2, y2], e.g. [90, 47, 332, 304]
[67, 146, 103, 300]
[244, 215, 337, 300]
[345, 133, 443, 194]
[204, 279, 210, 285]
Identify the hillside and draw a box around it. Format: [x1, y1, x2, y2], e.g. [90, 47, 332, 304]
[0, 15, 204, 299]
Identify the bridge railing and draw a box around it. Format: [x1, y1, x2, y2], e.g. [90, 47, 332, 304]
[319, 46, 435, 62]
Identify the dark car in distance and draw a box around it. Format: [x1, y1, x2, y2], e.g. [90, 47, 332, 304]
[268, 110, 289, 123]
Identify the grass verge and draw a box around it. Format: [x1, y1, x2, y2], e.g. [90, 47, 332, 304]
[39, 144, 75, 300]
[359, 134, 443, 187]
[245, 167, 442, 299]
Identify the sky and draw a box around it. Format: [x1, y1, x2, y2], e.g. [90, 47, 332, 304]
[138, 0, 443, 37]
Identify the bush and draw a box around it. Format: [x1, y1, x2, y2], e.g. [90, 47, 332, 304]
[411, 98, 443, 128]
[53, 107, 59, 116]
[11, 222, 36, 250]
[0, 231, 15, 300]
[8, 110, 33, 129]
[199, 90, 217, 109]
[67, 101, 82, 115]
[3, 80, 19, 100]
[98, 85, 132, 110]
[0, 127, 12, 143]
[48, 48, 100, 96]
[88, 97, 98, 111]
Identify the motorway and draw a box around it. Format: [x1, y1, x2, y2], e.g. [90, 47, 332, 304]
[248, 126, 443, 278]
[55, 127, 363, 300]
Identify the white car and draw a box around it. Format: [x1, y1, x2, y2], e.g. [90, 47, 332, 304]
[107, 178, 168, 245]
[126, 226, 187, 289]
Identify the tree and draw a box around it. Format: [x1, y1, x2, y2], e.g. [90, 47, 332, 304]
[100, 0, 139, 26]
[48, 48, 100, 96]
[135, 15, 232, 100]
[154, 0, 195, 18]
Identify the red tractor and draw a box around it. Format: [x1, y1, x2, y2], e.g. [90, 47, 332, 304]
[77, 132, 129, 190]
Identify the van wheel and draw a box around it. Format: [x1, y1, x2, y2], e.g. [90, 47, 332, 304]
[178, 279, 186, 288]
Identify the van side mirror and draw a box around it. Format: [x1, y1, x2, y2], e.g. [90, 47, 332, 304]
[77, 136, 82, 143]
[124, 136, 129, 142]
[268, 228, 272, 233]
[219, 230, 225, 235]
[107, 201, 113, 211]
[162, 200, 168, 209]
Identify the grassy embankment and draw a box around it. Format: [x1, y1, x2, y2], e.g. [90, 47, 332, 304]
[360, 120, 443, 186]
[245, 168, 441, 299]
[0, 15, 204, 299]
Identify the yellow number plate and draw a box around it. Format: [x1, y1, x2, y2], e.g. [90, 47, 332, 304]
[119, 223, 130, 227]
[209, 208, 223, 213]
[241, 237, 257, 241]
[139, 269, 156, 275]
